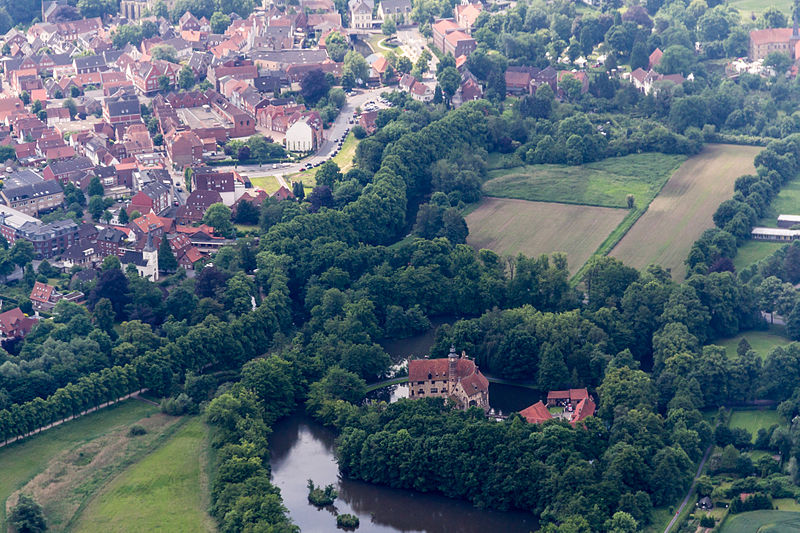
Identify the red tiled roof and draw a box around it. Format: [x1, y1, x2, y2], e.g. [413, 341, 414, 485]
[570, 397, 595, 426]
[648, 47, 663, 68]
[520, 401, 552, 424]
[750, 28, 793, 46]
[30, 281, 55, 304]
[408, 357, 488, 395]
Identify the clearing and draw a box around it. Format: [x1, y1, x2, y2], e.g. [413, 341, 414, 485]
[71, 417, 216, 533]
[728, 409, 782, 442]
[610, 144, 762, 280]
[483, 153, 686, 208]
[720, 510, 800, 533]
[6, 413, 182, 531]
[0, 400, 157, 527]
[714, 327, 792, 360]
[734, 240, 786, 272]
[758, 179, 800, 227]
[465, 197, 628, 275]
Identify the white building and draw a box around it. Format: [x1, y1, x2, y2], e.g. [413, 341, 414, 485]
[349, 0, 374, 29]
[285, 119, 314, 152]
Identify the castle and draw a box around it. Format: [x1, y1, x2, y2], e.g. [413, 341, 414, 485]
[749, 20, 800, 61]
[408, 346, 489, 411]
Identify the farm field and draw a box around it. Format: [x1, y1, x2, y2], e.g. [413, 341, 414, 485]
[482, 153, 686, 208]
[734, 240, 786, 271]
[0, 400, 157, 527]
[720, 510, 800, 533]
[465, 197, 628, 275]
[759, 180, 800, 227]
[610, 144, 762, 280]
[715, 327, 792, 360]
[71, 417, 215, 533]
[729, 409, 782, 442]
[730, 0, 790, 19]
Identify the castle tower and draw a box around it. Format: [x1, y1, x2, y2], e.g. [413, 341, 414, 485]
[448, 345, 458, 391]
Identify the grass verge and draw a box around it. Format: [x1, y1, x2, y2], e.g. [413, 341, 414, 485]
[713, 326, 792, 360]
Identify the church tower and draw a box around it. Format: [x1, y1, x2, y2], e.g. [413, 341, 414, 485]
[448, 344, 459, 391]
[143, 232, 159, 281]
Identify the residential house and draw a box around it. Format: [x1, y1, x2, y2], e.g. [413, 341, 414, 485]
[455, 2, 482, 31]
[103, 90, 142, 127]
[130, 181, 172, 215]
[167, 130, 204, 168]
[30, 281, 61, 311]
[0, 307, 38, 341]
[378, 0, 411, 23]
[42, 156, 93, 185]
[175, 189, 223, 224]
[285, 111, 322, 152]
[348, 0, 374, 29]
[432, 19, 476, 57]
[95, 226, 128, 257]
[192, 169, 238, 206]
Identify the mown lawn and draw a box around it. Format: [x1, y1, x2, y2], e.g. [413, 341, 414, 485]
[714, 327, 792, 360]
[0, 400, 158, 527]
[729, 409, 782, 441]
[249, 175, 280, 194]
[734, 240, 786, 272]
[759, 180, 800, 227]
[71, 417, 215, 533]
[287, 131, 360, 188]
[720, 510, 800, 533]
[482, 153, 687, 209]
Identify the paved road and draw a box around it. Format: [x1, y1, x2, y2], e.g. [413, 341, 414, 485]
[219, 88, 390, 184]
[664, 444, 713, 533]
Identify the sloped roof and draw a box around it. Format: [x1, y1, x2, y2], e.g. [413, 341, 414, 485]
[520, 401, 552, 424]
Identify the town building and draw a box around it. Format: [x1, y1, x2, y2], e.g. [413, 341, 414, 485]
[519, 388, 596, 426]
[0, 169, 64, 216]
[407, 346, 489, 411]
[0, 307, 38, 341]
[749, 27, 799, 61]
[349, 0, 374, 29]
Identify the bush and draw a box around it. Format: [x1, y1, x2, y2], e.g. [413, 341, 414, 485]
[9, 495, 46, 533]
[128, 424, 147, 436]
[307, 479, 338, 506]
[352, 125, 367, 139]
[337, 513, 359, 529]
[160, 393, 197, 416]
[699, 514, 715, 527]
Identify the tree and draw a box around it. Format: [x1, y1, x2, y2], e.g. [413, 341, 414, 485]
[78, 0, 115, 18]
[88, 195, 105, 221]
[626, 194, 635, 209]
[760, 6, 787, 28]
[396, 56, 413, 74]
[179, 66, 195, 90]
[382, 16, 396, 36]
[202, 203, 235, 238]
[437, 66, 461, 106]
[343, 51, 369, 85]
[9, 240, 33, 267]
[300, 69, 330, 107]
[158, 74, 172, 93]
[325, 32, 349, 63]
[93, 297, 115, 335]
[158, 235, 178, 273]
[118, 208, 129, 225]
[315, 161, 342, 187]
[63, 98, 77, 119]
[630, 41, 649, 70]
[656, 45, 695, 75]
[88, 176, 104, 197]
[210, 11, 231, 33]
[9, 495, 46, 533]
[765, 51, 793, 75]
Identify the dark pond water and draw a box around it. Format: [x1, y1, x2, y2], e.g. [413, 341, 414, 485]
[378, 316, 457, 362]
[269, 413, 540, 533]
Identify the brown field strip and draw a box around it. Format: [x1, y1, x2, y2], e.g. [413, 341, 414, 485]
[610, 144, 762, 280]
[465, 197, 628, 275]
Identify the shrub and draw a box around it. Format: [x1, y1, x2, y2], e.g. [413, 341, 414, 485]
[337, 513, 359, 529]
[128, 424, 147, 436]
[307, 479, 338, 506]
[352, 125, 367, 139]
[9, 495, 46, 533]
[160, 393, 197, 416]
[699, 514, 715, 527]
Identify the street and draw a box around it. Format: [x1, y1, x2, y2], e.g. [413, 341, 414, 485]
[229, 87, 391, 184]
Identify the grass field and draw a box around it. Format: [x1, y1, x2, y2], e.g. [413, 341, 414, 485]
[730, 0, 790, 19]
[465, 197, 628, 275]
[71, 417, 215, 533]
[249, 175, 281, 194]
[720, 510, 800, 533]
[0, 400, 158, 527]
[7, 413, 183, 531]
[482, 153, 687, 209]
[759, 180, 800, 228]
[610, 144, 762, 280]
[729, 409, 782, 441]
[715, 327, 792, 360]
[734, 240, 786, 272]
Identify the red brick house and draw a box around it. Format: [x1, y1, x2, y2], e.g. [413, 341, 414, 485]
[167, 130, 203, 168]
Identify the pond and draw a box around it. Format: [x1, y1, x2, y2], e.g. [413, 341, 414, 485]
[269, 413, 540, 533]
[378, 316, 457, 362]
